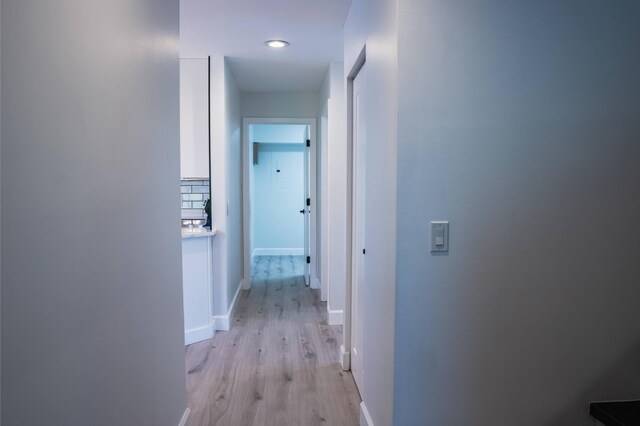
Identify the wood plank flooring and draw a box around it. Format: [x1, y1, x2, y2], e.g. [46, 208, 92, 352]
[185, 255, 361, 426]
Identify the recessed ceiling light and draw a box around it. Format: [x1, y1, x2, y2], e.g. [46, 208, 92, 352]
[265, 40, 289, 48]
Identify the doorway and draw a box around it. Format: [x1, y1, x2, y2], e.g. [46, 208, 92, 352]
[242, 118, 318, 290]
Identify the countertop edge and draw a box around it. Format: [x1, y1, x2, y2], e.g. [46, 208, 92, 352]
[181, 228, 218, 239]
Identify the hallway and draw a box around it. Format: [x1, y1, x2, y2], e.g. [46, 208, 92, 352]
[184, 256, 361, 425]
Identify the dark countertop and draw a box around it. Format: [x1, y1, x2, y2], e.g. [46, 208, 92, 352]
[590, 401, 640, 425]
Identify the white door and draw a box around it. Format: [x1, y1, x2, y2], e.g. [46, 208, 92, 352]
[351, 64, 367, 392]
[303, 126, 311, 285]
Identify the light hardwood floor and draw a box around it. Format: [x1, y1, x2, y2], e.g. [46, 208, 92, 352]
[185, 255, 361, 426]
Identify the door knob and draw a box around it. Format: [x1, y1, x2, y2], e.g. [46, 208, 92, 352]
[299, 209, 305, 214]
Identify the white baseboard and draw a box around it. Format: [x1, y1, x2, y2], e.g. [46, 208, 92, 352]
[360, 402, 374, 426]
[319, 278, 327, 302]
[213, 279, 243, 331]
[311, 277, 320, 290]
[340, 344, 350, 371]
[253, 248, 304, 256]
[184, 322, 214, 346]
[178, 408, 191, 426]
[328, 308, 343, 325]
[213, 316, 229, 331]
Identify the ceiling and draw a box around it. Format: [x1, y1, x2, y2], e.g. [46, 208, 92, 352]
[180, 0, 352, 92]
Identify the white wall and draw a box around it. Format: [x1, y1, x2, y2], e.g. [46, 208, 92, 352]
[344, 1, 398, 424]
[1, 1, 187, 425]
[393, 1, 640, 425]
[318, 94, 328, 300]
[210, 57, 243, 317]
[0, 7, 3, 421]
[241, 92, 319, 119]
[317, 62, 347, 318]
[224, 59, 243, 310]
[252, 143, 305, 254]
[209, 57, 229, 318]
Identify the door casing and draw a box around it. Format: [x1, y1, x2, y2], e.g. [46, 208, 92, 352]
[350, 62, 367, 392]
[342, 45, 367, 375]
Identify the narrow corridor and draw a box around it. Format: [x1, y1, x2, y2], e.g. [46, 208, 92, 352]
[185, 256, 361, 425]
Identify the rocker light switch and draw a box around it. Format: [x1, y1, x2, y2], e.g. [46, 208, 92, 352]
[430, 221, 449, 253]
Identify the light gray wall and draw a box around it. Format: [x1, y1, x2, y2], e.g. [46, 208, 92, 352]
[225, 59, 243, 307]
[1, 1, 186, 425]
[241, 92, 319, 119]
[0, 6, 2, 422]
[209, 56, 229, 316]
[317, 73, 329, 293]
[317, 62, 347, 314]
[394, 1, 640, 425]
[344, 0, 398, 424]
[209, 57, 243, 315]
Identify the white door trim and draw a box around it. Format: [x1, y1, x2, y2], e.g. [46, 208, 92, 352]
[242, 117, 318, 290]
[319, 101, 329, 302]
[343, 47, 367, 373]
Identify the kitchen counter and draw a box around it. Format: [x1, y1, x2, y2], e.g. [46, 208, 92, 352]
[181, 226, 217, 345]
[181, 227, 217, 239]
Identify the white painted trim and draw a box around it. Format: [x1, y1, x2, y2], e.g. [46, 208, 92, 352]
[340, 344, 350, 371]
[344, 50, 367, 399]
[213, 279, 243, 331]
[360, 402, 374, 426]
[185, 321, 214, 346]
[243, 117, 318, 291]
[319, 100, 330, 305]
[178, 408, 191, 426]
[313, 277, 321, 292]
[328, 308, 343, 325]
[212, 316, 229, 331]
[253, 248, 304, 256]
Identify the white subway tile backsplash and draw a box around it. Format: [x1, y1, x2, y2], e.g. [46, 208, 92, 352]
[192, 185, 210, 193]
[180, 178, 210, 212]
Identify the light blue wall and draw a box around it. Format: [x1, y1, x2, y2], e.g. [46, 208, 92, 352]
[252, 124, 306, 144]
[252, 141, 305, 253]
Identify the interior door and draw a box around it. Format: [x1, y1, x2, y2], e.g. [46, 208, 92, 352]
[351, 64, 367, 392]
[303, 126, 311, 286]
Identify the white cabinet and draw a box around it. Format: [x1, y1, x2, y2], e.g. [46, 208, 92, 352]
[180, 59, 209, 179]
[182, 232, 215, 345]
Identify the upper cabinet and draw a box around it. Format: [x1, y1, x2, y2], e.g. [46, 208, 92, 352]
[180, 59, 209, 179]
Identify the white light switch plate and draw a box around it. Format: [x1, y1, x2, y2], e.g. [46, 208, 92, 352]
[430, 221, 449, 253]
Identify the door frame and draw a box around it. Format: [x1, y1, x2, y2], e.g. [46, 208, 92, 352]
[242, 117, 318, 290]
[342, 47, 366, 372]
